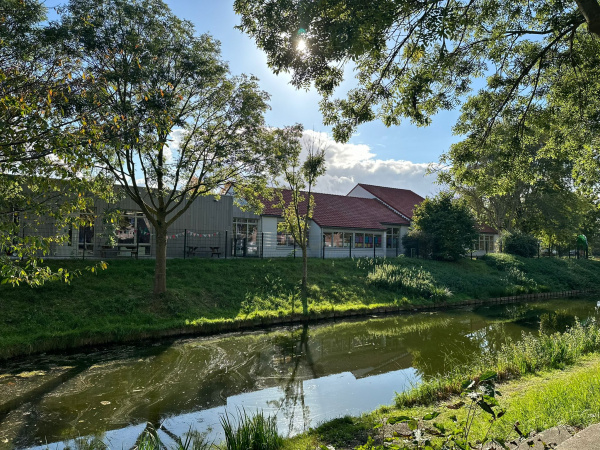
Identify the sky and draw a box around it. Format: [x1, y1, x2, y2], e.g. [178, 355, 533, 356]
[158, 0, 462, 198]
[46, 0, 462, 197]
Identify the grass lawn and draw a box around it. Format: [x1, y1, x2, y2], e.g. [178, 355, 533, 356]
[1, 254, 600, 359]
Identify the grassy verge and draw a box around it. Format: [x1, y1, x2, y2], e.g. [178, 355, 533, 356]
[284, 323, 600, 449]
[2, 254, 600, 359]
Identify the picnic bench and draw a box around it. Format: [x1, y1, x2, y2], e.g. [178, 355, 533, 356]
[186, 246, 221, 258]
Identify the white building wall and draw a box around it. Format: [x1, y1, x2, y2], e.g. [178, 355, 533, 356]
[307, 221, 322, 258]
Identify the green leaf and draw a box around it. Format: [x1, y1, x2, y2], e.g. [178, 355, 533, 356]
[477, 400, 496, 418]
[479, 371, 497, 381]
[422, 412, 440, 420]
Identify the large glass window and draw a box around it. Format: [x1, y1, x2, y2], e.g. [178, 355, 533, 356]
[331, 231, 351, 248]
[78, 213, 95, 253]
[354, 233, 364, 248]
[475, 234, 494, 252]
[374, 234, 382, 248]
[116, 212, 151, 254]
[233, 218, 258, 255]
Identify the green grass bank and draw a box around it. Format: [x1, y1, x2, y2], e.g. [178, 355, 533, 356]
[2, 253, 600, 359]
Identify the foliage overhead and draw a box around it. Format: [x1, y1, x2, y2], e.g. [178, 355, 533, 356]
[1, 0, 112, 286]
[235, 0, 600, 144]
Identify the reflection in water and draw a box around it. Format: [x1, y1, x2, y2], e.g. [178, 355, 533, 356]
[0, 298, 598, 449]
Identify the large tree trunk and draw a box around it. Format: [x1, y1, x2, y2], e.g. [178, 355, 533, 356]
[301, 245, 308, 316]
[154, 224, 168, 296]
[575, 0, 600, 36]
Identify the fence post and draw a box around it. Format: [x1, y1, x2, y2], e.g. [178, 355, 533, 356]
[293, 240, 296, 259]
[136, 227, 140, 260]
[183, 229, 187, 259]
[225, 230, 228, 259]
[322, 233, 325, 259]
[349, 238, 352, 258]
[373, 237, 376, 258]
[396, 235, 399, 257]
[261, 232, 264, 259]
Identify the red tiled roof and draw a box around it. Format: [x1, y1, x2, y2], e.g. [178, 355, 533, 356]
[478, 224, 498, 234]
[353, 184, 425, 219]
[262, 190, 409, 230]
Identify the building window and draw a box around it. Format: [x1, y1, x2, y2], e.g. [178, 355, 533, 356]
[116, 212, 151, 254]
[374, 234, 382, 248]
[277, 220, 295, 246]
[78, 213, 95, 253]
[333, 232, 350, 248]
[324, 231, 352, 248]
[354, 233, 364, 248]
[233, 218, 258, 255]
[475, 234, 494, 252]
[386, 227, 401, 249]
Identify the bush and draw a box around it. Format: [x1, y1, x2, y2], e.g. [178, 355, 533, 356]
[502, 231, 539, 258]
[405, 192, 479, 261]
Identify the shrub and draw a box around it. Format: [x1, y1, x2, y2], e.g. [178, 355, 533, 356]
[405, 192, 479, 261]
[502, 231, 539, 258]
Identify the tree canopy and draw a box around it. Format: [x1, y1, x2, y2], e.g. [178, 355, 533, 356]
[235, 0, 600, 143]
[56, 0, 301, 294]
[1, 0, 111, 286]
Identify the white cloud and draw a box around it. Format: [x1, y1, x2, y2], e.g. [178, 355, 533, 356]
[299, 130, 444, 198]
[164, 128, 185, 163]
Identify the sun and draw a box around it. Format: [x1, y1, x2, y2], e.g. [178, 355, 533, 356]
[296, 38, 308, 54]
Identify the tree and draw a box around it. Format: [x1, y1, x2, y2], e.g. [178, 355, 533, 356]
[235, 0, 600, 143]
[403, 192, 478, 261]
[275, 131, 327, 315]
[439, 119, 600, 250]
[501, 231, 539, 258]
[1, 0, 111, 286]
[57, 0, 299, 295]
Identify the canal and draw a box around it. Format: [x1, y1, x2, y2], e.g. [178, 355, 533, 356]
[1, 297, 598, 448]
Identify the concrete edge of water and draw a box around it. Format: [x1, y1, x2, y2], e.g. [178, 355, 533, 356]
[3, 289, 596, 361]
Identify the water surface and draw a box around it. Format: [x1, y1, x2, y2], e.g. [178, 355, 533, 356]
[0, 298, 598, 448]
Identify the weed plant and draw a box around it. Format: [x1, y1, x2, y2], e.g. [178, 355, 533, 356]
[220, 409, 283, 450]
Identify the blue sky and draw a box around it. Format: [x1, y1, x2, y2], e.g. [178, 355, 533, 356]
[46, 0, 462, 196]
[163, 0, 461, 166]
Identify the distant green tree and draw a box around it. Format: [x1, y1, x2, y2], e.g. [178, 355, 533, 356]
[403, 192, 478, 261]
[440, 120, 600, 251]
[275, 132, 327, 315]
[501, 231, 539, 258]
